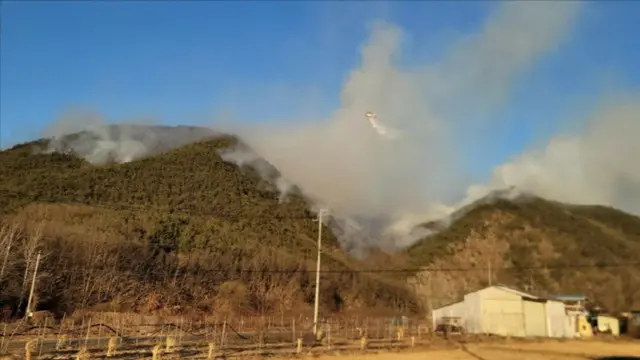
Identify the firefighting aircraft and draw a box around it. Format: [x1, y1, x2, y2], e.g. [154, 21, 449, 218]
[364, 111, 401, 140]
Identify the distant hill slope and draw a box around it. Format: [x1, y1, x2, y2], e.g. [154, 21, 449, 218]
[406, 195, 640, 312]
[0, 128, 419, 317]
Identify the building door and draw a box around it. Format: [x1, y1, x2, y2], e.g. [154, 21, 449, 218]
[523, 299, 548, 337]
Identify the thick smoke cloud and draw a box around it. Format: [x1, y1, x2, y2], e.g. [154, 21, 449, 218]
[218, 2, 582, 249]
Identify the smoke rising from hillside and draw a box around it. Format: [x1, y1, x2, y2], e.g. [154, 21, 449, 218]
[41, 109, 215, 164]
[218, 2, 582, 249]
[35, 2, 639, 253]
[461, 97, 640, 216]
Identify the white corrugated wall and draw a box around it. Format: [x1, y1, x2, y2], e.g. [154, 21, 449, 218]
[478, 287, 526, 337]
[523, 299, 548, 337]
[545, 300, 574, 338]
[464, 291, 483, 333]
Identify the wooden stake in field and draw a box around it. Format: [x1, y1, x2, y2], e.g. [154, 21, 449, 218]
[97, 321, 103, 348]
[116, 315, 122, 346]
[221, 320, 227, 349]
[292, 318, 296, 345]
[296, 338, 302, 354]
[37, 318, 46, 358]
[207, 342, 216, 360]
[152, 343, 162, 360]
[56, 334, 68, 351]
[24, 339, 36, 360]
[56, 314, 66, 350]
[107, 337, 117, 357]
[75, 347, 89, 360]
[84, 318, 92, 351]
[212, 318, 217, 344]
[165, 336, 176, 353]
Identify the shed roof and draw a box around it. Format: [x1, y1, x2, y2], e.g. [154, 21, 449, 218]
[432, 300, 464, 311]
[432, 284, 543, 312]
[491, 285, 539, 299]
[553, 294, 587, 301]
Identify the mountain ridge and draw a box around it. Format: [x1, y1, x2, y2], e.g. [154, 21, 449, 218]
[0, 130, 420, 318]
[1, 126, 639, 317]
[406, 195, 640, 312]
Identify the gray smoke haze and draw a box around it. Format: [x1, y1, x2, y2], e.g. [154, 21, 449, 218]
[35, 2, 638, 254]
[458, 96, 640, 216]
[41, 109, 216, 164]
[217, 2, 582, 249]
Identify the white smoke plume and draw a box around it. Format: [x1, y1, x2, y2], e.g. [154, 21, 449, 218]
[460, 96, 640, 216]
[32, 2, 637, 254]
[40, 108, 216, 164]
[217, 2, 582, 249]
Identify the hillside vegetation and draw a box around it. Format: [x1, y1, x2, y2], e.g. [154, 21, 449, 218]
[406, 196, 640, 312]
[3, 127, 639, 319]
[0, 133, 419, 319]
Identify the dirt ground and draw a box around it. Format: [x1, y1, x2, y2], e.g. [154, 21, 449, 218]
[307, 340, 640, 360]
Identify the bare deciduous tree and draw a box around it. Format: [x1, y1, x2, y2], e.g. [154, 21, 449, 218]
[0, 222, 19, 283]
[17, 226, 44, 313]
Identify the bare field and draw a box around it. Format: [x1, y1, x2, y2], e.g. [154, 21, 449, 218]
[307, 341, 640, 360]
[2, 337, 637, 360]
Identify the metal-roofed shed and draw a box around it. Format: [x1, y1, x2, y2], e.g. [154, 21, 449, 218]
[432, 285, 574, 338]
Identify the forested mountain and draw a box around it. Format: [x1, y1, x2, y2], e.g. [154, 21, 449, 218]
[2, 126, 638, 319]
[0, 130, 417, 318]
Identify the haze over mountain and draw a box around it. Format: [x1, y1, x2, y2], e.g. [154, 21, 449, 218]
[0, 135, 421, 316]
[40, 110, 217, 164]
[3, 0, 640, 322]
[2, 132, 640, 316]
[23, 1, 640, 253]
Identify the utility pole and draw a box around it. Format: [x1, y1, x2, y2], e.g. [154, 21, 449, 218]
[529, 274, 535, 292]
[313, 209, 326, 335]
[427, 276, 434, 329]
[487, 261, 492, 286]
[25, 251, 41, 319]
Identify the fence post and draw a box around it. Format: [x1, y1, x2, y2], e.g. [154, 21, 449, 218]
[292, 318, 296, 345]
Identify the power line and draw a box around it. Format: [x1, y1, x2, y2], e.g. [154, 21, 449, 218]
[7, 192, 640, 272]
[7, 198, 319, 220]
[180, 261, 640, 274]
[6, 197, 394, 245]
[7, 197, 640, 265]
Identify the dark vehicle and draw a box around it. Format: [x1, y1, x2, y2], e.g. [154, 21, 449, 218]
[435, 316, 464, 335]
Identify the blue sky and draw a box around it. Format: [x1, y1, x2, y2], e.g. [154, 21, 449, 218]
[2, 1, 639, 179]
